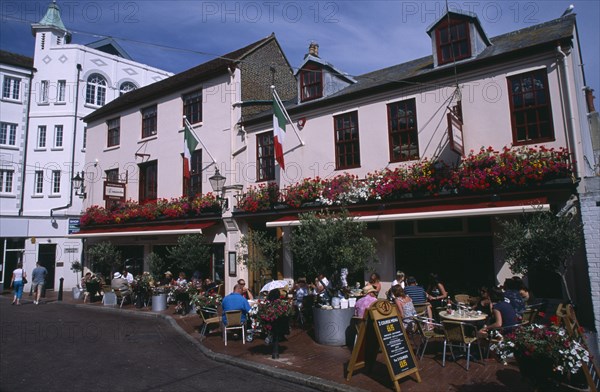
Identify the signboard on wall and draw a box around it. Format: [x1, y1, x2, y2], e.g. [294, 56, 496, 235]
[68, 218, 80, 234]
[104, 181, 126, 201]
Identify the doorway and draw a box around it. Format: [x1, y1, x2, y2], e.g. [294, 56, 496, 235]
[38, 244, 56, 290]
[395, 236, 495, 295]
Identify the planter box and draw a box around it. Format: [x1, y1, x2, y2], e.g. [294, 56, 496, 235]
[313, 306, 355, 346]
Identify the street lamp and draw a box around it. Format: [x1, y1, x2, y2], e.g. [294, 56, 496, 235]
[72, 171, 87, 199]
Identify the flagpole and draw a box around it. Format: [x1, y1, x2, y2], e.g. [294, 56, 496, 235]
[271, 87, 305, 146]
[183, 116, 217, 164]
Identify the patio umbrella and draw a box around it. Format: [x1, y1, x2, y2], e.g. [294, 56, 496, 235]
[260, 280, 289, 293]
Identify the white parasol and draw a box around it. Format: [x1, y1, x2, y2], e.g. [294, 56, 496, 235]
[260, 280, 289, 293]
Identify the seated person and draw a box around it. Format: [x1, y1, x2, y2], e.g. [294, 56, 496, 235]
[294, 278, 309, 307]
[354, 284, 378, 319]
[503, 277, 526, 317]
[237, 279, 253, 300]
[221, 284, 251, 325]
[111, 272, 131, 296]
[480, 286, 518, 336]
[176, 272, 188, 286]
[392, 285, 417, 329]
[160, 271, 174, 286]
[403, 276, 433, 321]
[122, 268, 134, 285]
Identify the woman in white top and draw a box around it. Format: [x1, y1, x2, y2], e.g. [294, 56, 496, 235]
[10, 262, 27, 305]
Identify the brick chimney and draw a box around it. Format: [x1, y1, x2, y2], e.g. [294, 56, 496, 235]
[308, 42, 319, 57]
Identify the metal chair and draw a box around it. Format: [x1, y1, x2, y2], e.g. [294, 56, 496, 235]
[223, 310, 245, 346]
[521, 307, 538, 325]
[441, 320, 484, 370]
[413, 302, 429, 317]
[413, 316, 445, 360]
[199, 307, 220, 339]
[114, 289, 131, 308]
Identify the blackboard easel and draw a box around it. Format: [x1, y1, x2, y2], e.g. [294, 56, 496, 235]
[346, 300, 421, 392]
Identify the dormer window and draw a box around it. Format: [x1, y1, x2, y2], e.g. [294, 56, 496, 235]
[436, 19, 471, 65]
[300, 65, 322, 102]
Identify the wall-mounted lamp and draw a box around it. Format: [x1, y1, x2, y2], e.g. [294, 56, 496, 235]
[208, 168, 227, 210]
[72, 171, 87, 199]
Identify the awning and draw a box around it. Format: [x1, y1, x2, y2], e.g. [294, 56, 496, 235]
[68, 221, 216, 238]
[266, 200, 549, 227]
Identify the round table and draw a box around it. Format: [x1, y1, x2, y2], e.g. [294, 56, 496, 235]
[439, 310, 487, 322]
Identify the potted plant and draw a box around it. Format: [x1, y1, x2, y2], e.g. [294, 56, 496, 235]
[70, 261, 83, 299]
[497, 208, 583, 302]
[289, 209, 378, 345]
[490, 322, 589, 389]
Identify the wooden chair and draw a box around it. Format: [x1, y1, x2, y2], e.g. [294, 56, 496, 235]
[454, 294, 470, 305]
[114, 289, 131, 308]
[413, 316, 445, 360]
[199, 307, 220, 339]
[223, 310, 245, 346]
[441, 320, 484, 370]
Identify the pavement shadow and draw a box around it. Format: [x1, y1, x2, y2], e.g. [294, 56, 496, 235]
[451, 368, 532, 392]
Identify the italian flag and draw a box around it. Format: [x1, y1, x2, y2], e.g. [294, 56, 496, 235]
[273, 96, 287, 170]
[183, 122, 198, 179]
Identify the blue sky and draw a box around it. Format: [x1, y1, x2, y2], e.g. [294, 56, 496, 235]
[1, 1, 599, 95]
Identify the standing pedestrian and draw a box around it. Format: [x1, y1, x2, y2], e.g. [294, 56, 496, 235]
[31, 261, 48, 305]
[10, 262, 26, 306]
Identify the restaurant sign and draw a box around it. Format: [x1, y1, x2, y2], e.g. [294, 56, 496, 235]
[104, 181, 126, 201]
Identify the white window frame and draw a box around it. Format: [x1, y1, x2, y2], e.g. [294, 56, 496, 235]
[40, 80, 49, 103]
[86, 74, 107, 106]
[34, 171, 44, 194]
[2, 76, 20, 101]
[51, 170, 61, 194]
[0, 170, 14, 193]
[37, 126, 47, 148]
[0, 122, 17, 146]
[54, 125, 64, 148]
[57, 80, 66, 102]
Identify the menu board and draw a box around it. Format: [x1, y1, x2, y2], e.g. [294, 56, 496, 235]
[376, 315, 416, 376]
[346, 300, 420, 392]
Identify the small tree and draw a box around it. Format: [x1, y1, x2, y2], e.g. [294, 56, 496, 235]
[70, 261, 82, 287]
[497, 209, 582, 302]
[237, 229, 281, 291]
[146, 252, 168, 281]
[289, 209, 378, 285]
[87, 242, 123, 276]
[167, 234, 211, 277]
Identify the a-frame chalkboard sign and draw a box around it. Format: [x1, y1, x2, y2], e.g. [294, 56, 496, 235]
[346, 300, 421, 392]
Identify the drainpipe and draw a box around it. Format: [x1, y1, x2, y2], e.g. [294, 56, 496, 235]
[556, 45, 581, 178]
[18, 68, 35, 215]
[50, 63, 82, 218]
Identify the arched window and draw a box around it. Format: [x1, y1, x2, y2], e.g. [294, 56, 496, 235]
[86, 74, 107, 106]
[119, 81, 137, 96]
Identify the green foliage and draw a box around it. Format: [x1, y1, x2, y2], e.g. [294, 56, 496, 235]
[498, 210, 582, 276]
[238, 229, 281, 276]
[146, 252, 168, 281]
[167, 234, 211, 275]
[87, 242, 123, 274]
[70, 261, 82, 273]
[289, 210, 378, 280]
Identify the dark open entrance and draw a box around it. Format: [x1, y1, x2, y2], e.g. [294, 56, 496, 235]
[395, 236, 495, 295]
[38, 244, 56, 290]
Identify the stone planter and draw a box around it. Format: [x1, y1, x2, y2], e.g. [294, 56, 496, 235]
[313, 306, 355, 346]
[151, 293, 168, 312]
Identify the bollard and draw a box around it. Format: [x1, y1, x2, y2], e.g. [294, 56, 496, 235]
[58, 277, 64, 301]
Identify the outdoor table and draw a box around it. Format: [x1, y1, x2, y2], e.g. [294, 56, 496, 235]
[439, 310, 487, 322]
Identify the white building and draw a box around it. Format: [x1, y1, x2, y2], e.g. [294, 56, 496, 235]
[0, 1, 171, 292]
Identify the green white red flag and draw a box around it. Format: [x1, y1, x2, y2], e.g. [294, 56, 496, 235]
[273, 93, 287, 170]
[183, 119, 199, 179]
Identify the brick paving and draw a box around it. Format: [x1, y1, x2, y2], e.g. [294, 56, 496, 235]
[23, 291, 534, 391]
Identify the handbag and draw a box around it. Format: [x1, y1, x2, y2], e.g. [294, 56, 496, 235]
[22, 276, 28, 284]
